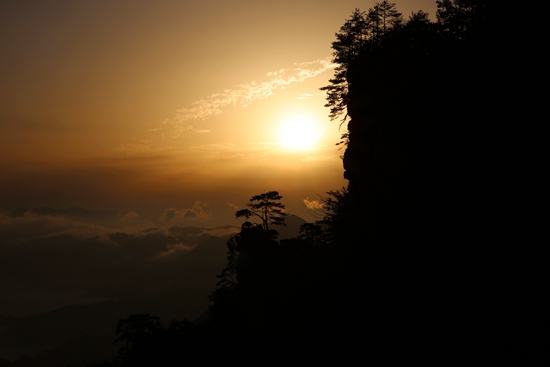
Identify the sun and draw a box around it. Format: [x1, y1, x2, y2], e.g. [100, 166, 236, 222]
[277, 113, 321, 151]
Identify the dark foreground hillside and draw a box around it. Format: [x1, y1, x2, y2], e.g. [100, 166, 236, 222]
[200, 1, 549, 363]
[0, 215, 307, 366]
[323, 0, 549, 363]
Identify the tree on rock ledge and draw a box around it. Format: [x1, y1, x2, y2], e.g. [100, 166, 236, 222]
[235, 191, 286, 231]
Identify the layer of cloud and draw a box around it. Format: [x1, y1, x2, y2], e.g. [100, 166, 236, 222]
[165, 58, 336, 135]
[0, 211, 110, 245]
[0, 209, 237, 317]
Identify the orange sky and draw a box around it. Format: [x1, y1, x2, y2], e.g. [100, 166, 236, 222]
[1, 0, 437, 226]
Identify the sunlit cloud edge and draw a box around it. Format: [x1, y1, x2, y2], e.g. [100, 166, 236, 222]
[164, 58, 336, 136]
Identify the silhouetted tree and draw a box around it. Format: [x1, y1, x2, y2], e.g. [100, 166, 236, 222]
[320, 9, 369, 122]
[114, 314, 162, 362]
[209, 192, 287, 334]
[319, 9, 367, 125]
[235, 190, 286, 231]
[112, 315, 210, 365]
[298, 188, 350, 246]
[320, 1, 402, 144]
[436, 0, 492, 40]
[368, 0, 403, 40]
[297, 222, 324, 244]
[209, 191, 342, 357]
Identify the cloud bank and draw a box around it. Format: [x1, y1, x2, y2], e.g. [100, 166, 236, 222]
[0, 208, 238, 317]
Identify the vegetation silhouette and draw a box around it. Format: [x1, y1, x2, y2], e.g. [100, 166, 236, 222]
[113, 314, 209, 365]
[207, 191, 320, 352]
[235, 191, 287, 231]
[102, 1, 547, 365]
[319, 0, 548, 363]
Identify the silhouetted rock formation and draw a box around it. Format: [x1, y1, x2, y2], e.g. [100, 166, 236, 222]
[335, 0, 548, 363]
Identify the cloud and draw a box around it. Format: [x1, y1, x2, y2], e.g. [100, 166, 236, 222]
[155, 243, 191, 258]
[165, 58, 336, 135]
[201, 226, 240, 238]
[161, 201, 212, 224]
[163, 209, 177, 222]
[303, 198, 324, 210]
[0, 208, 236, 317]
[184, 210, 197, 219]
[0, 211, 109, 246]
[227, 202, 239, 211]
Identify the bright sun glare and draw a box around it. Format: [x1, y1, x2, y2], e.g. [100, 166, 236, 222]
[277, 113, 321, 151]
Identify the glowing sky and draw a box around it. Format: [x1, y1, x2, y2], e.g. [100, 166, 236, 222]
[0, 0, 437, 226]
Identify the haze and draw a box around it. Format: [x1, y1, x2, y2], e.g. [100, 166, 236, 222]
[1, 0, 435, 225]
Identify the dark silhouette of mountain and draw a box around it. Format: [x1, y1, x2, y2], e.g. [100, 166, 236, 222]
[171, 234, 233, 288]
[0, 289, 213, 363]
[0, 233, 230, 362]
[0, 219, 240, 316]
[0, 213, 309, 364]
[13, 335, 119, 367]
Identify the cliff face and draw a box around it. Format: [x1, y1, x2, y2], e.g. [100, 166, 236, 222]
[338, 6, 548, 359]
[342, 48, 436, 243]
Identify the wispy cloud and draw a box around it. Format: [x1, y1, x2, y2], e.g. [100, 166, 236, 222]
[165, 58, 336, 135]
[227, 202, 239, 211]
